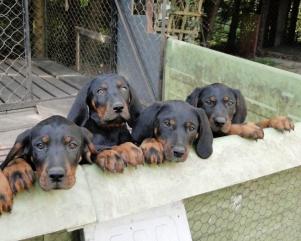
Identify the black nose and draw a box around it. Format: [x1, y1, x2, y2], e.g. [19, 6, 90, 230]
[214, 117, 226, 127]
[48, 167, 65, 182]
[173, 146, 186, 158]
[113, 102, 124, 113]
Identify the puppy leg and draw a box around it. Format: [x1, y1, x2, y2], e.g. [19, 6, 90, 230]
[228, 123, 264, 140]
[112, 142, 144, 167]
[0, 170, 13, 214]
[3, 158, 35, 194]
[140, 138, 164, 164]
[256, 116, 294, 132]
[95, 149, 125, 173]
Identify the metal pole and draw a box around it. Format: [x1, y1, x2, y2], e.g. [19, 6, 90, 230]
[159, 0, 167, 101]
[23, 0, 32, 101]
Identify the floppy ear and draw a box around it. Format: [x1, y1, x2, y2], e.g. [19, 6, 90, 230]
[67, 79, 94, 126]
[127, 85, 144, 128]
[186, 88, 204, 107]
[232, 89, 247, 124]
[0, 129, 32, 170]
[195, 108, 213, 159]
[131, 102, 163, 144]
[80, 127, 97, 164]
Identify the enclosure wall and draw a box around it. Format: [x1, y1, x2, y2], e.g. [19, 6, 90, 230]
[164, 39, 301, 122]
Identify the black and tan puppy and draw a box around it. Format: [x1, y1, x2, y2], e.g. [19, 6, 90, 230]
[132, 100, 213, 164]
[0, 115, 96, 214]
[67, 74, 144, 173]
[186, 83, 294, 139]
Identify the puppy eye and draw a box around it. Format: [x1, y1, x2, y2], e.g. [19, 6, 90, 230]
[205, 100, 214, 106]
[68, 142, 78, 149]
[188, 125, 195, 132]
[36, 143, 45, 149]
[228, 100, 234, 106]
[164, 120, 171, 127]
[97, 88, 105, 95]
[120, 86, 128, 91]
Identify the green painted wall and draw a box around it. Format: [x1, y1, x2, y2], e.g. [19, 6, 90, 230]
[164, 39, 301, 122]
[184, 166, 301, 241]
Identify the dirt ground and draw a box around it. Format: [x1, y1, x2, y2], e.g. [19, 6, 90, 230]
[256, 45, 301, 75]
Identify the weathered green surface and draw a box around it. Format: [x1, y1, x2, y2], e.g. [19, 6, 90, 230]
[82, 124, 301, 226]
[164, 39, 301, 122]
[184, 166, 301, 241]
[0, 166, 96, 241]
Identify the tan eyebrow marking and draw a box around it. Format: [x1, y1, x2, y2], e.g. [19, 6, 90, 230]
[224, 96, 229, 101]
[63, 136, 72, 144]
[42, 135, 49, 143]
[209, 96, 216, 101]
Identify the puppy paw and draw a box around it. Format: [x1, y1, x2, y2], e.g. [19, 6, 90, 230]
[269, 116, 294, 132]
[3, 158, 35, 194]
[140, 138, 164, 164]
[95, 149, 125, 173]
[240, 123, 264, 139]
[0, 171, 13, 214]
[112, 142, 144, 167]
[229, 123, 264, 140]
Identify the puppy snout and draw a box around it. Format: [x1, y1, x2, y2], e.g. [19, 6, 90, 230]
[214, 117, 227, 127]
[112, 102, 124, 113]
[173, 146, 186, 158]
[48, 167, 65, 183]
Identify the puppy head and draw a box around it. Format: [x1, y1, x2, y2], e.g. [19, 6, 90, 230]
[186, 83, 247, 134]
[132, 101, 213, 161]
[67, 74, 142, 127]
[1, 116, 96, 191]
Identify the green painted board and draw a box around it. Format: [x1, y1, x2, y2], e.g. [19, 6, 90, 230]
[164, 39, 301, 122]
[0, 166, 96, 241]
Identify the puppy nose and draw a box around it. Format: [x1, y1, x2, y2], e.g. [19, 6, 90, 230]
[48, 167, 65, 182]
[112, 102, 124, 113]
[173, 146, 186, 158]
[214, 117, 226, 127]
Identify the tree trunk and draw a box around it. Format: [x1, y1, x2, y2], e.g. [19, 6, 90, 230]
[227, 0, 241, 52]
[33, 0, 45, 58]
[205, 0, 222, 41]
[266, 0, 279, 47]
[257, 0, 270, 50]
[274, 0, 291, 46]
[288, 0, 301, 43]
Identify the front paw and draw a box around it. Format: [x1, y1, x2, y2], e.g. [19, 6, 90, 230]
[113, 142, 144, 167]
[240, 123, 264, 140]
[140, 138, 164, 164]
[95, 149, 125, 173]
[3, 158, 35, 194]
[0, 171, 13, 214]
[269, 116, 294, 132]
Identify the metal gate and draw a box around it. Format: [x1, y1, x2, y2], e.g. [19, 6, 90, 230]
[0, 0, 32, 111]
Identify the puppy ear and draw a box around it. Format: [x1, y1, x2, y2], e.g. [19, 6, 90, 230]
[1, 129, 32, 170]
[80, 127, 97, 164]
[127, 84, 143, 128]
[195, 108, 213, 159]
[131, 102, 162, 144]
[67, 79, 93, 126]
[186, 88, 204, 107]
[232, 89, 247, 124]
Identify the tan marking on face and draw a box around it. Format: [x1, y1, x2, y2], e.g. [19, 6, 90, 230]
[209, 96, 216, 102]
[223, 96, 229, 101]
[42, 135, 49, 144]
[63, 136, 72, 144]
[91, 100, 107, 119]
[116, 79, 124, 87]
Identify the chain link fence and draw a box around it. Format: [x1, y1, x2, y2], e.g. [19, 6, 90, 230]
[0, 0, 32, 109]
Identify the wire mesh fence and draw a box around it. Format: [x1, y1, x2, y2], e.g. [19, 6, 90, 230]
[0, 0, 32, 108]
[184, 166, 301, 241]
